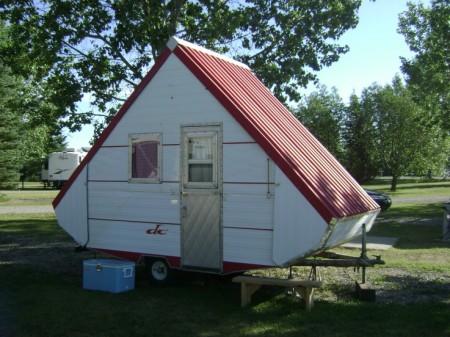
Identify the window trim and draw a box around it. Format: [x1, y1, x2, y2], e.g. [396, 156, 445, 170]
[128, 133, 162, 184]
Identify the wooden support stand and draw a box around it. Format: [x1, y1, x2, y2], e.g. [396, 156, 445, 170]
[355, 281, 376, 302]
[232, 275, 322, 311]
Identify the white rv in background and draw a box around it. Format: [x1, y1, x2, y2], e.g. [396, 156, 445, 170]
[42, 148, 88, 188]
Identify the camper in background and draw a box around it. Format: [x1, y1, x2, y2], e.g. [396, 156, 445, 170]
[42, 148, 89, 189]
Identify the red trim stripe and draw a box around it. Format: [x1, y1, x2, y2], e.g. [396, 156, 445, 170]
[89, 248, 271, 273]
[223, 141, 257, 145]
[88, 218, 180, 226]
[223, 182, 274, 185]
[223, 226, 273, 232]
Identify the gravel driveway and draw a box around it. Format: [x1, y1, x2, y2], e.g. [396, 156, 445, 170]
[0, 205, 54, 214]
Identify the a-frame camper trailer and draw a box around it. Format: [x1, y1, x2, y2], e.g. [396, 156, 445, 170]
[53, 37, 380, 283]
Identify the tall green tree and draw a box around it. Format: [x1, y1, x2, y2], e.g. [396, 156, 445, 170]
[364, 76, 446, 191]
[0, 22, 65, 183]
[1, 0, 367, 138]
[294, 85, 346, 162]
[0, 61, 23, 188]
[398, 0, 449, 129]
[342, 93, 380, 183]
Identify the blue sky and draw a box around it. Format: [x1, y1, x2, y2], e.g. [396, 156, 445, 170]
[66, 0, 419, 149]
[299, 0, 418, 101]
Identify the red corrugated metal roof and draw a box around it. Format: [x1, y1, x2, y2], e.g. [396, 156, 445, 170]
[172, 40, 379, 222]
[54, 37, 379, 222]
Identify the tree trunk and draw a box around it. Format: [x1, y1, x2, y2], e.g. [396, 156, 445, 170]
[391, 175, 397, 192]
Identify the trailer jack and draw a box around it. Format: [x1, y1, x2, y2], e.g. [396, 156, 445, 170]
[295, 224, 385, 301]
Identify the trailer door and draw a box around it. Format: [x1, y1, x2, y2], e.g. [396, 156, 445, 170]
[180, 125, 222, 272]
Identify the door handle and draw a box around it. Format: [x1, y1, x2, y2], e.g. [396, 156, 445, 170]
[181, 205, 187, 218]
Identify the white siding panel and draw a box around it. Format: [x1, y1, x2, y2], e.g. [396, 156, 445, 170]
[54, 167, 88, 245]
[88, 219, 180, 257]
[162, 145, 179, 182]
[223, 191, 273, 230]
[102, 54, 254, 147]
[272, 168, 328, 265]
[223, 228, 274, 266]
[89, 147, 127, 181]
[223, 143, 273, 183]
[88, 182, 180, 224]
[224, 183, 269, 194]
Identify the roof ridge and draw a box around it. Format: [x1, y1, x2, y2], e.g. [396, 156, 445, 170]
[167, 36, 250, 70]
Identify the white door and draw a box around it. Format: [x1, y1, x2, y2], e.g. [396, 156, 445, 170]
[180, 125, 222, 272]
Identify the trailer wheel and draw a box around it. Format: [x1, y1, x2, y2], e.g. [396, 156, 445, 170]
[145, 258, 174, 285]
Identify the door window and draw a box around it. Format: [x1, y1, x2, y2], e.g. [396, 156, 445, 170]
[188, 136, 214, 182]
[183, 130, 219, 189]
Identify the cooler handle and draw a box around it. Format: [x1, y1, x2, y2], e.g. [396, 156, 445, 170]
[123, 267, 133, 278]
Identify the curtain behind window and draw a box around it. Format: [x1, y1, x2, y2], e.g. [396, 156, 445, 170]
[132, 140, 158, 178]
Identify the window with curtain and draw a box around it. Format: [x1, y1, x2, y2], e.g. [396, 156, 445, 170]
[129, 133, 161, 183]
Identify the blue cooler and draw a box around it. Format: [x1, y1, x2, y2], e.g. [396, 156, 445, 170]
[83, 259, 135, 293]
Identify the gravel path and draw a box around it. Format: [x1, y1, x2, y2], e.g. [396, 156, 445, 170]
[0, 205, 54, 214]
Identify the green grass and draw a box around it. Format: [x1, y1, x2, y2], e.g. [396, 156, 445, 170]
[1, 267, 449, 337]
[0, 193, 8, 203]
[0, 183, 58, 206]
[379, 202, 444, 217]
[1, 266, 449, 337]
[335, 221, 449, 273]
[364, 177, 450, 198]
[0, 213, 65, 241]
[1, 178, 450, 337]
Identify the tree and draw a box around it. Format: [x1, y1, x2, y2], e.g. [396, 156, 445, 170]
[364, 76, 446, 191]
[342, 93, 380, 183]
[0, 61, 23, 188]
[19, 125, 66, 181]
[294, 85, 345, 162]
[398, 0, 450, 130]
[0, 0, 366, 138]
[0, 22, 66, 184]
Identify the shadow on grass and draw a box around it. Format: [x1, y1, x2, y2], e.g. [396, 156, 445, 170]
[379, 274, 450, 303]
[0, 216, 67, 241]
[2, 265, 449, 337]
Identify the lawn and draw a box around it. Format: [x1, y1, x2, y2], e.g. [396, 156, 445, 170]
[0, 179, 449, 336]
[0, 183, 58, 206]
[364, 176, 450, 198]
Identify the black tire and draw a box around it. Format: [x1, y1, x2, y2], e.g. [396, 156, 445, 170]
[145, 258, 175, 285]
